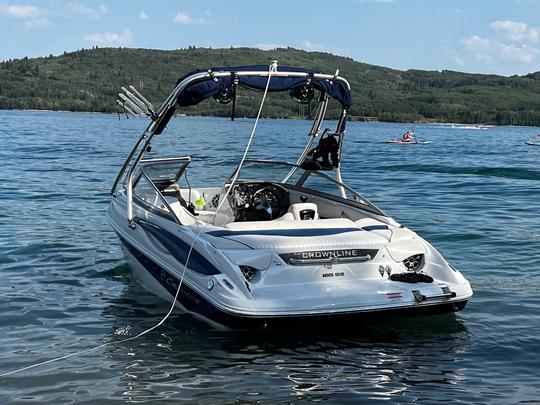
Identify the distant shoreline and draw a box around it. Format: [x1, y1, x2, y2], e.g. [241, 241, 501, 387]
[10, 107, 540, 128]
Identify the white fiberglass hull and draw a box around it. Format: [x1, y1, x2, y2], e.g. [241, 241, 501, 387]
[107, 196, 472, 330]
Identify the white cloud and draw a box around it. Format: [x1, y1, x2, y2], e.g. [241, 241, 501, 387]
[462, 35, 538, 64]
[67, 2, 107, 18]
[67, 2, 94, 15]
[0, 3, 50, 29]
[499, 43, 538, 62]
[24, 17, 50, 28]
[139, 10, 148, 20]
[451, 8, 462, 13]
[173, 12, 206, 24]
[0, 3, 45, 18]
[173, 13, 192, 24]
[300, 40, 350, 56]
[84, 29, 133, 46]
[454, 57, 465, 66]
[489, 20, 540, 43]
[461, 20, 540, 72]
[301, 40, 324, 51]
[256, 43, 286, 50]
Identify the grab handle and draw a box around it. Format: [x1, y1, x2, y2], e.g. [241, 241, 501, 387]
[412, 289, 456, 303]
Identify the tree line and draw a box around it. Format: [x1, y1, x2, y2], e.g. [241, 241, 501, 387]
[1, 46, 540, 125]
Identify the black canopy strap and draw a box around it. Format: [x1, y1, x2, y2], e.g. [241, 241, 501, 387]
[231, 72, 238, 121]
[307, 72, 315, 117]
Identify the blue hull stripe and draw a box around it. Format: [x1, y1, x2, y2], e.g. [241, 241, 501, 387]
[206, 227, 363, 238]
[135, 218, 220, 275]
[119, 236, 268, 329]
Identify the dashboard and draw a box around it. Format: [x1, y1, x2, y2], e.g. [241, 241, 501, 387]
[230, 182, 290, 222]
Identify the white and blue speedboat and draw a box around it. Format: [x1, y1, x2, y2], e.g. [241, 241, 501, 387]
[107, 64, 472, 329]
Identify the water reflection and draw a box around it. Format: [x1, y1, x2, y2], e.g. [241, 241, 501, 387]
[100, 279, 471, 403]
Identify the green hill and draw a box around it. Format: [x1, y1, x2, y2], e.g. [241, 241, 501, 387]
[1, 46, 540, 125]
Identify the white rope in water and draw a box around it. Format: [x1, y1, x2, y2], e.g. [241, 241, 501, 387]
[0, 62, 277, 378]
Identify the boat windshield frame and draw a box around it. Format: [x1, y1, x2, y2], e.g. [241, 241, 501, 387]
[227, 159, 385, 216]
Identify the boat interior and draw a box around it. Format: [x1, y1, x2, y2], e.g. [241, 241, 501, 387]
[131, 156, 391, 235]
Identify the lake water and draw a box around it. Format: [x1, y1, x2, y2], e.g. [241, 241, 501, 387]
[1, 110, 539, 404]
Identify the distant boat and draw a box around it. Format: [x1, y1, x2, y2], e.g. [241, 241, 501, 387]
[450, 124, 490, 130]
[525, 141, 540, 146]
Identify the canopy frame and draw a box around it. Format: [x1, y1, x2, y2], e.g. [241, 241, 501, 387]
[110, 64, 352, 226]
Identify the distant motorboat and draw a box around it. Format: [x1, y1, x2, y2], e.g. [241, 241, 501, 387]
[450, 124, 490, 130]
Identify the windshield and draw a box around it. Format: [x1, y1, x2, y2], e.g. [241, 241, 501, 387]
[140, 157, 191, 185]
[231, 160, 380, 212]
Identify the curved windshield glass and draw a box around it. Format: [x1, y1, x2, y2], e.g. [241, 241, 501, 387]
[231, 160, 382, 214]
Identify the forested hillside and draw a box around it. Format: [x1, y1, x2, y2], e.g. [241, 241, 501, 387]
[1, 46, 540, 125]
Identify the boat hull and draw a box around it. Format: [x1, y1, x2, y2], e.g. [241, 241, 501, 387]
[119, 235, 469, 330]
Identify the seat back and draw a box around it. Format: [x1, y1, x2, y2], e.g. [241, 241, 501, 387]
[287, 203, 319, 220]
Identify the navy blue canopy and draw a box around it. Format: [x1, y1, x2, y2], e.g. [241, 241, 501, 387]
[175, 65, 353, 109]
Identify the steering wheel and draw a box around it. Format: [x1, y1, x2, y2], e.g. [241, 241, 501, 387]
[251, 183, 288, 220]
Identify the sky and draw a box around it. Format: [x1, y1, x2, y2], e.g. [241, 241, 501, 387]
[1, 0, 540, 76]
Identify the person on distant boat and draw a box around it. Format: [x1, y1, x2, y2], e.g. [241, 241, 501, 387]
[402, 131, 411, 142]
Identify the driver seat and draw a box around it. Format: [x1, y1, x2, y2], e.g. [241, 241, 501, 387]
[275, 203, 319, 221]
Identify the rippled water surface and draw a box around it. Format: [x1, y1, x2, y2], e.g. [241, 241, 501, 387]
[1, 110, 539, 404]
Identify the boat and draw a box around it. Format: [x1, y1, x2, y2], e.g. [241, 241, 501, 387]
[450, 124, 490, 130]
[107, 63, 472, 330]
[525, 141, 540, 146]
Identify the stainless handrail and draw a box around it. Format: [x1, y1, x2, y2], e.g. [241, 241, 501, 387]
[412, 290, 457, 303]
[140, 156, 191, 164]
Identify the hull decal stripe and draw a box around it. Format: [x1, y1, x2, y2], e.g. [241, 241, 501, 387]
[119, 236, 254, 328]
[135, 218, 220, 275]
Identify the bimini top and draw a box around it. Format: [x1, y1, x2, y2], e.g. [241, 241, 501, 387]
[175, 65, 353, 110]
